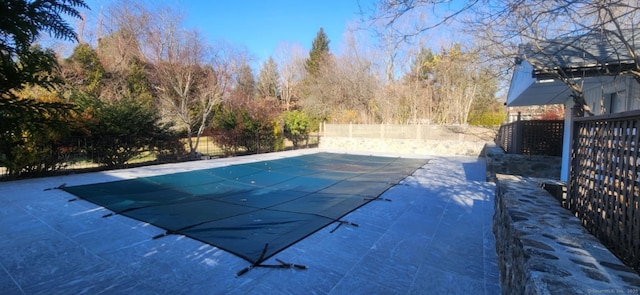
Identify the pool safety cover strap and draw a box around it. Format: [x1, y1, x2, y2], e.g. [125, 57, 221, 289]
[62, 152, 427, 265]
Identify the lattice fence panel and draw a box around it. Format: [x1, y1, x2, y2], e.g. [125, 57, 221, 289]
[497, 120, 563, 156]
[570, 112, 640, 272]
[522, 120, 564, 156]
[497, 121, 518, 153]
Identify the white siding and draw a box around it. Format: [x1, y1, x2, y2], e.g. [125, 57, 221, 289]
[629, 76, 640, 110]
[584, 75, 639, 115]
[506, 61, 537, 105]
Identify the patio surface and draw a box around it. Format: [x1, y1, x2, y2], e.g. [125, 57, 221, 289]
[0, 149, 501, 294]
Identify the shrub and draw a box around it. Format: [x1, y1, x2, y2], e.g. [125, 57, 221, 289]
[211, 104, 283, 155]
[282, 110, 311, 147]
[83, 98, 182, 167]
[0, 87, 79, 177]
[0, 128, 77, 177]
[468, 110, 507, 126]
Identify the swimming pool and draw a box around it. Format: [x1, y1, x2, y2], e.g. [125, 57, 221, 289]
[62, 152, 428, 273]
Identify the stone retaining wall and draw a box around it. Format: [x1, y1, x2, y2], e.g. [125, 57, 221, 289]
[494, 174, 640, 294]
[485, 143, 561, 182]
[319, 137, 487, 156]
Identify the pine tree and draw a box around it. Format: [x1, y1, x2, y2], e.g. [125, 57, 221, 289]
[408, 47, 435, 82]
[304, 27, 330, 77]
[65, 43, 106, 97]
[235, 62, 255, 100]
[257, 57, 280, 99]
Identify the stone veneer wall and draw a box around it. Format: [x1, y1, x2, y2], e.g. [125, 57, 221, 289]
[494, 174, 640, 294]
[485, 143, 561, 182]
[319, 137, 487, 156]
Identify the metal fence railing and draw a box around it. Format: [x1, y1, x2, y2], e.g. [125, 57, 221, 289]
[569, 110, 640, 272]
[0, 135, 183, 179]
[0, 133, 319, 180]
[497, 120, 564, 156]
[194, 132, 319, 158]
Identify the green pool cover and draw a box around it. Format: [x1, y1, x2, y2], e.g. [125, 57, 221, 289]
[62, 152, 427, 269]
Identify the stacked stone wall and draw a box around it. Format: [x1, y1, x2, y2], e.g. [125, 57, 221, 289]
[485, 143, 561, 182]
[494, 174, 640, 294]
[319, 137, 487, 156]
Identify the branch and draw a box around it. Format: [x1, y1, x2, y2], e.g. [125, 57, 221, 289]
[601, 5, 640, 79]
[372, 0, 480, 41]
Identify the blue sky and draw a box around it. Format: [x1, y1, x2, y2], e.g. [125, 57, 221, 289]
[180, 1, 369, 61]
[80, 0, 371, 64]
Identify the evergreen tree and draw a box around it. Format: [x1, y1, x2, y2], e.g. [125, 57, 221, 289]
[408, 47, 435, 82]
[64, 43, 106, 97]
[124, 57, 153, 104]
[304, 27, 330, 77]
[0, 0, 88, 127]
[256, 57, 280, 99]
[0, 0, 87, 175]
[235, 62, 255, 100]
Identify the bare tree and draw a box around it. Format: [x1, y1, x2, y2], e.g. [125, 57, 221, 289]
[402, 46, 434, 124]
[371, 0, 640, 115]
[370, 0, 480, 37]
[120, 5, 232, 157]
[274, 42, 306, 110]
[366, 7, 433, 86]
[376, 28, 401, 85]
[436, 45, 481, 124]
[88, 0, 161, 104]
[101, 0, 150, 66]
[302, 28, 380, 123]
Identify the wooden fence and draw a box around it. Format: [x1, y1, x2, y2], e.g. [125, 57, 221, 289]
[569, 110, 640, 272]
[322, 123, 496, 142]
[497, 120, 564, 156]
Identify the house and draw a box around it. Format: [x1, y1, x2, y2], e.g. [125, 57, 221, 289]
[506, 29, 640, 181]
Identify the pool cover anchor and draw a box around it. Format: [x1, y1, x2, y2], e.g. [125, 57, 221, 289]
[236, 243, 269, 276]
[102, 206, 147, 218]
[44, 183, 67, 191]
[364, 196, 392, 202]
[236, 244, 307, 277]
[151, 230, 180, 240]
[330, 220, 359, 233]
[237, 218, 357, 276]
[259, 259, 308, 271]
[42, 183, 76, 202]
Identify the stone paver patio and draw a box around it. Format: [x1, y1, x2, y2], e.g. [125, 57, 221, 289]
[0, 149, 500, 294]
